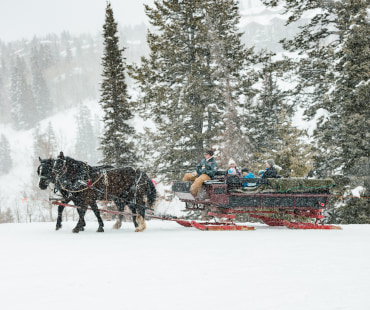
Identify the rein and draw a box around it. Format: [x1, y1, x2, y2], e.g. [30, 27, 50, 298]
[52, 157, 150, 207]
[56, 173, 104, 193]
[53, 158, 104, 193]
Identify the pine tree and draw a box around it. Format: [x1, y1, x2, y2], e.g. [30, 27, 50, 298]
[247, 54, 292, 156]
[270, 107, 315, 177]
[31, 47, 53, 121]
[131, 0, 256, 177]
[75, 104, 97, 164]
[0, 72, 7, 123]
[9, 56, 37, 129]
[0, 134, 12, 175]
[263, 0, 369, 174]
[205, 0, 257, 169]
[99, 2, 136, 166]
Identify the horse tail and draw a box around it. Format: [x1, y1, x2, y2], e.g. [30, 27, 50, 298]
[146, 174, 157, 205]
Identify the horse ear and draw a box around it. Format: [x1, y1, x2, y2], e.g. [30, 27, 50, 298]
[39, 157, 42, 162]
[60, 151, 64, 159]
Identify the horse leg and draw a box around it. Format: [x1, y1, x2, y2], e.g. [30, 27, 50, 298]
[128, 205, 138, 231]
[136, 203, 147, 232]
[76, 208, 85, 231]
[136, 213, 146, 232]
[129, 204, 146, 232]
[138, 204, 147, 232]
[72, 207, 86, 233]
[90, 201, 104, 232]
[56, 205, 64, 230]
[112, 200, 123, 229]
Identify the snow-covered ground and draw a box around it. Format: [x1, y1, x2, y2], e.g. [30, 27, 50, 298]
[1, 220, 369, 310]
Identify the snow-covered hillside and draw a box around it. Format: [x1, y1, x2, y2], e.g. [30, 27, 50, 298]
[0, 101, 100, 216]
[1, 220, 369, 310]
[0, 99, 175, 221]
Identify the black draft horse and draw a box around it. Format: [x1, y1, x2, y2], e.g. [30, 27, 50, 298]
[37, 157, 105, 231]
[52, 152, 157, 233]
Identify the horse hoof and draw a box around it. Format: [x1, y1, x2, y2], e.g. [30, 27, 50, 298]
[55, 226, 62, 231]
[97, 227, 104, 232]
[112, 221, 122, 229]
[72, 228, 80, 233]
[79, 227, 85, 231]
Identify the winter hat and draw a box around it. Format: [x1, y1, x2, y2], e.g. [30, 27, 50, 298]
[241, 168, 249, 173]
[265, 159, 275, 167]
[205, 150, 214, 156]
[228, 158, 236, 166]
[228, 168, 237, 175]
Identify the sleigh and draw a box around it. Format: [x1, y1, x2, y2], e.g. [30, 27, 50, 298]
[172, 171, 340, 231]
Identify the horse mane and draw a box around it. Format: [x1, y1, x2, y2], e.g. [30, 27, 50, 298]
[37, 158, 54, 174]
[60, 156, 90, 181]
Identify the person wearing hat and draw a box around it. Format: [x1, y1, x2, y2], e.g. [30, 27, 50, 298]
[183, 150, 219, 197]
[227, 158, 241, 177]
[259, 159, 278, 179]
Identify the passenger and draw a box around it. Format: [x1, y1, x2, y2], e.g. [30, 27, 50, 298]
[183, 150, 219, 197]
[260, 159, 278, 178]
[227, 158, 241, 177]
[227, 167, 237, 176]
[241, 168, 256, 187]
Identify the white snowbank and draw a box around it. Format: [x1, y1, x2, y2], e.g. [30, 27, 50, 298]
[0, 221, 369, 310]
[351, 186, 364, 198]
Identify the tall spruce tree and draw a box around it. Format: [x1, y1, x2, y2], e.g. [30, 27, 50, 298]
[99, 2, 136, 166]
[205, 0, 257, 168]
[131, 0, 256, 177]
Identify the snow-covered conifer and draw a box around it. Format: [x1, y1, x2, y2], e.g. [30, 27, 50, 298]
[131, 0, 257, 177]
[0, 134, 12, 175]
[99, 2, 136, 166]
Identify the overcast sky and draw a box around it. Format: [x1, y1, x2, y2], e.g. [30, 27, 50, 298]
[0, 0, 154, 42]
[0, 0, 260, 43]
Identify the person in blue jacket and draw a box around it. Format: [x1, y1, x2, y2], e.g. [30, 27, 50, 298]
[241, 168, 256, 187]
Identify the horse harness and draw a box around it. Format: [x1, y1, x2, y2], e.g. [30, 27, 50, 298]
[54, 161, 145, 207]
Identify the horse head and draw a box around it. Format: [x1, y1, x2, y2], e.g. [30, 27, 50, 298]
[37, 157, 55, 190]
[52, 151, 67, 178]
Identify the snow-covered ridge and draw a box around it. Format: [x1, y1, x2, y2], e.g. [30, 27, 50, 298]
[0, 100, 102, 197]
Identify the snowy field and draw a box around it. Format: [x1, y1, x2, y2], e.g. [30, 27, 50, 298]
[1, 220, 369, 310]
